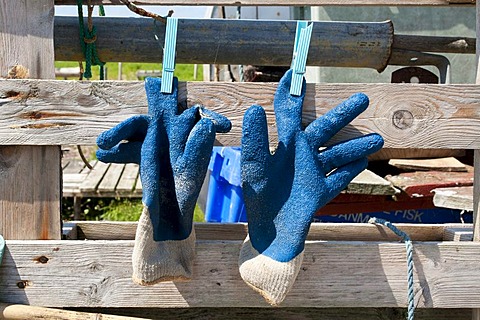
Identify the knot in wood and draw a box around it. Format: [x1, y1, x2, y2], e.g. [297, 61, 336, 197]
[392, 110, 414, 130]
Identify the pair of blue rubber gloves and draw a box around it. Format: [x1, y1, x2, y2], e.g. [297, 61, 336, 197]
[96, 70, 383, 303]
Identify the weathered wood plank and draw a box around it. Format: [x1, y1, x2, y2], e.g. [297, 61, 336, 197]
[2, 80, 480, 149]
[389, 157, 468, 172]
[386, 171, 474, 198]
[54, 0, 475, 6]
[62, 160, 86, 174]
[345, 169, 398, 195]
[68, 307, 473, 320]
[79, 161, 110, 193]
[2, 240, 480, 308]
[116, 164, 139, 195]
[73, 221, 471, 241]
[0, 0, 61, 240]
[0, 303, 149, 320]
[433, 186, 474, 211]
[97, 164, 125, 193]
[444, 227, 474, 241]
[54, 17, 392, 69]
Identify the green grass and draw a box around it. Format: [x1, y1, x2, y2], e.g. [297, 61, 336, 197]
[55, 62, 202, 81]
[63, 197, 205, 222]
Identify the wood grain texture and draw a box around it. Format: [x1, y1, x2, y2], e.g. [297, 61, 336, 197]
[345, 169, 398, 195]
[54, 0, 475, 6]
[116, 164, 139, 194]
[386, 171, 473, 198]
[54, 17, 392, 69]
[0, 303, 150, 320]
[0, 0, 61, 240]
[79, 161, 110, 193]
[72, 221, 471, 242]
[2, 239, 480, 308]
[443, 227, 474, 241]
[97, 164, 124, 193]
[2, 80, 480, 149]
[68, 307, 473, 320]
[388, 157, 467, 172]
[433, 186, 474, 211]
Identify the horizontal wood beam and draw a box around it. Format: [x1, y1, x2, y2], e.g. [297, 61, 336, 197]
[72, 221, 471, 242]
[0, 303, 149, 320]
[54, 17, 393, 68]
[2, 239, 480, 308]
[53, 0, 476, 6]
[66, 307, 475, 320]
[1, 79, 480, 149]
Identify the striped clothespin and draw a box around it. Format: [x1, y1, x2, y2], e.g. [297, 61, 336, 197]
[161, 17, 179, 93]
[0, 234, 4, 265]
[290, 21, 313, 96]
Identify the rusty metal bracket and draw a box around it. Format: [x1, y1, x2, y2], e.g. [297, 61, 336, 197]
[389, 49, 451, 84]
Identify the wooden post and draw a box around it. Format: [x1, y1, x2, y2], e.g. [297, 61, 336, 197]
[0, 0, 61, 240]
[471, 1, 480, 318]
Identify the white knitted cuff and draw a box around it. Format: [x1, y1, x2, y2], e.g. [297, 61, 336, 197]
[132, 206, 195, 285]
[238, 236, 304, 306]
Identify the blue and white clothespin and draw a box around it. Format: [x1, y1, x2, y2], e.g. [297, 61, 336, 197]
[0, 234, 4, 265]
[161, 17, 179, 94]
[290, 21, 313, 96]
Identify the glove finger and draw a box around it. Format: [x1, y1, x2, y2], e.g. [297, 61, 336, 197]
[318, 133, 384, 173]
[274, 69, 306, 145]
[325, 157, 368, 199]
[170, 106, 200, 163]
[96, 141, 142, 164]
[305, 93, 369, 149]
[291, 132, 325, 224]
[241, 105, 270, 185]
[182, 117, 216, 171]
[199, 107, 232, 133]
[179, 118, 216, 206]
[96, 115, 149, 150]
[144, 77, 179, 120]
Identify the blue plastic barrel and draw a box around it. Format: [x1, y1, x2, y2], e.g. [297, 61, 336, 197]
[204, 147, 247, 223]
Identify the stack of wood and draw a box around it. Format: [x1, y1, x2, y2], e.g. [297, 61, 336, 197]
[315, 156, 474, 224]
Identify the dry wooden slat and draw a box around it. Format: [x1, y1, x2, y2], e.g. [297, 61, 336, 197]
[68, 307, 473, 320]
[54, 17, 392, 69]
[97, 163, 125, 193]
[2, 80, 480, 149]
[433, 186, 474, 211]
[53, 0, 475, 6]
[79, 161, 110, 193]
[0, 303, 149, 320]
[444, 227, 474, 241]
[62, 160, 86, 174]
[72, 221, 470, 241]
[116, 164, 139, 195]
[345, 169, 398, 195]
[0, 0, 61, 241]
[2, 239, 480, 308]
[389, 157, 468, 172]
[386, 171, 473, 198]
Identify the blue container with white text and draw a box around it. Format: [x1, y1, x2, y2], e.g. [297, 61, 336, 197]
[204, 147, 247, 223]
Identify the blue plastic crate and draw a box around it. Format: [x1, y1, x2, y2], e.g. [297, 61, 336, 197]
[204, 147, 247, 223]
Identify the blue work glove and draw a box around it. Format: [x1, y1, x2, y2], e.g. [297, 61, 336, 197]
[239, 70, 384, 305]
[96, 77, 231, 284]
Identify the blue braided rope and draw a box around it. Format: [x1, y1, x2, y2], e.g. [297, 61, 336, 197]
[369, 217, 415, 320]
